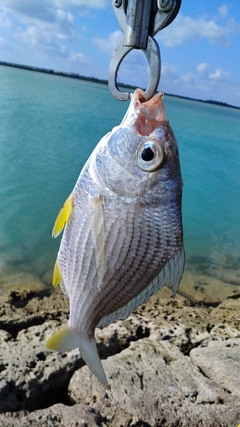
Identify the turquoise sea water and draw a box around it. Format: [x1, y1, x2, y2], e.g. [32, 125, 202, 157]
[0, 65, 240, 296]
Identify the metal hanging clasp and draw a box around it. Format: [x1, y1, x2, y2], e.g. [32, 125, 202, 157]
[108, 36, 160, 101]
[108, 0, 181, 101]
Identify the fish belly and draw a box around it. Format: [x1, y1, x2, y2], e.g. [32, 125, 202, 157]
[58, 192, 183, 334]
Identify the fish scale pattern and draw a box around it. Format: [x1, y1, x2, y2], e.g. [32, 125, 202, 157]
[98, 247, 184, 328]
[47, 89, 184, 387]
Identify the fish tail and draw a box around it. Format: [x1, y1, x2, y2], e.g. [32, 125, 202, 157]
[46, 327, 109, 389]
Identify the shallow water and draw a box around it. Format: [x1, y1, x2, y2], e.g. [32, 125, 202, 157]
[0, 65, 240, 298]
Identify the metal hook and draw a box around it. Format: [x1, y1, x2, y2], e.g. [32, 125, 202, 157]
[109, 0, 181, 101]
[108, 36, 160, 101]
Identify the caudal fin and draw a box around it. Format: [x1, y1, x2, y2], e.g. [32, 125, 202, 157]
[46, 326, 109, 389]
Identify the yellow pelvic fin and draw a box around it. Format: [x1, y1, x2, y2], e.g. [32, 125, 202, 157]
[52, 259, 62, 287]
[52, 193, 73, 238]
[46, 327, 72, 351]
[46, 326, 109, 389]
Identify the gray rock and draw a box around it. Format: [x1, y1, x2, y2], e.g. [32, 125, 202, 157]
[1, 285, 240, 426]
[0, 321, 84, 412]
[210, 297, 240, 330]
[190, 338, 240, 397]
[0, 403, 104, 427]
[69, 335, 240, 426]
[0, 296, 153, 413]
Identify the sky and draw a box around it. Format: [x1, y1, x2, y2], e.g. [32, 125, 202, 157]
[0, 1, 240, 106]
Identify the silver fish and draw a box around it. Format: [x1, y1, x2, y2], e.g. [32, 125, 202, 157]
[46, 89, 184, 388]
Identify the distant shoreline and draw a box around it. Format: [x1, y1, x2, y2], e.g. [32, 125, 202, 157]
[1, 60, 239, 110]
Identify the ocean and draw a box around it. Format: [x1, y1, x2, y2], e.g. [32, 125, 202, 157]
[0, 65, 240, 300]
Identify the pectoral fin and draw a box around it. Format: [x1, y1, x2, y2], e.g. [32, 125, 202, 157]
[52, 193, 73, 238]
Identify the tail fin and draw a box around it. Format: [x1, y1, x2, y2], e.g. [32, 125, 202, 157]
[46, 327, 108, 389]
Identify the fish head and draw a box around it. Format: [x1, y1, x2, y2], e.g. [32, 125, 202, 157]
[90, 89, 182, 200]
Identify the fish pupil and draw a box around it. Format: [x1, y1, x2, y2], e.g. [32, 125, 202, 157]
[141, 147, 154, 161]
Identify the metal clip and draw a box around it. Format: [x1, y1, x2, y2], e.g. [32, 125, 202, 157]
[108, 36, 160, 101]
[109, 0, 181, 101]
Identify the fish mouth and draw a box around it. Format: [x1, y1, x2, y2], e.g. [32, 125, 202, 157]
[133, 89, 167, 136]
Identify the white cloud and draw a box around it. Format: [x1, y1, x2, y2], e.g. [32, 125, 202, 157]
[0, 0, 111, 27]
[179, 73, 195, 85]
[0, 11, 12, 27]
[18, 25, 56, 48]
[1, 0, 110, 17]
[1, 1, 80, 43]
[0, 0, 95, 71]
[218, 4, 229, 18]
[208, 68, 230, 82]
[161, 63, 178, 80]
[160, 62, 233, 98]
[54, 9, 77, 39]
[16, 23, 90, 66]
[70, 51, 91, 64]
[157, 13, 237, 47]
[197, 63, 210, 73]
[161, 65, 231, 94]
[0, 36, 7, 47]
[16, 16, 78, 47]
[93, 30, 122, 55]
[1, 1, 56, 22]
[53, 0, 110, 8]
[13, 5, 81, 57]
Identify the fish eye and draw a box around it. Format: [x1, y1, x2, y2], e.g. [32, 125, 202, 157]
[137, 140, 164, 172]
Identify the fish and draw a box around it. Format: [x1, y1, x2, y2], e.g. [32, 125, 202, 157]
[46, 88, 184, 388]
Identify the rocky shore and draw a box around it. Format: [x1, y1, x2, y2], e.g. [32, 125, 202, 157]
[0, 262, 240, 427]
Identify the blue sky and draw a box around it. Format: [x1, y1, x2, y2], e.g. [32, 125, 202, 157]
[0, 1, 240, 106]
